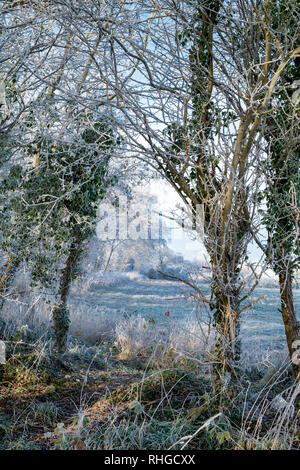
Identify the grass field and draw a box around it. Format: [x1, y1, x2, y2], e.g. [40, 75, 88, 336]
[0, 278, 299, 450]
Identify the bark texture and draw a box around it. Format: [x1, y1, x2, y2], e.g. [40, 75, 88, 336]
[52, 224, 82, 353]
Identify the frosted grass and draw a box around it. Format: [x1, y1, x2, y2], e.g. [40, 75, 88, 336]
[69, 275, 300, 365]
[2, 269, 299, 366]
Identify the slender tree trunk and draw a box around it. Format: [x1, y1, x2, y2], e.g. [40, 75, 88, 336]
[0, 254, 20, 336]
[52, 224, 82, 354]
[278, 270, 300, 437]
[278, 270, 300, 380]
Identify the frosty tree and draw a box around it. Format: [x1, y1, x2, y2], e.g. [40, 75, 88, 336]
[0, 0, 299, 394]
[262, 1, 300, 381]
[78, 0, 298, 391]
[0, 1, 124, 350]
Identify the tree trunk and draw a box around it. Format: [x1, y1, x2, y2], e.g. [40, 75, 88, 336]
[0, 255, 20, 337]
[278, 270, 300, 380]
[210, 274, 239, 399]
[52, 224, 82, 354]
[278, 269, 300, 432]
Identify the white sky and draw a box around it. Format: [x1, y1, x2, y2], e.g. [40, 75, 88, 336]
[139, 178, 263, 262]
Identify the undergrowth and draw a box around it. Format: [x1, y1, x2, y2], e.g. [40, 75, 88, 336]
[0, 319, 299, 450]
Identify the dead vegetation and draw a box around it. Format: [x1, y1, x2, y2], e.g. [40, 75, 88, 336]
[0, 328, 299, 450]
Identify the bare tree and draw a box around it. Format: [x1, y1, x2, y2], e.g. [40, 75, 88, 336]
[0, 0, 127, 348]
[78, 0, 299, 390]
[263, 43, 300, 381]
[1, 0, 299, 392]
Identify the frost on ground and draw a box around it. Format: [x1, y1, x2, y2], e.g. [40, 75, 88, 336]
[71, 270, 146, 292]
[114, 314, 213, 363]
[1, 267, 296, 370]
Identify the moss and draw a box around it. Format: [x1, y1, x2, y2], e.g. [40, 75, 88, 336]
[52, 303, 70, 353]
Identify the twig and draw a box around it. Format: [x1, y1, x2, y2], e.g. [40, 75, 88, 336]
[168, 413, 222, 450]
[157, 270, 215, 307]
